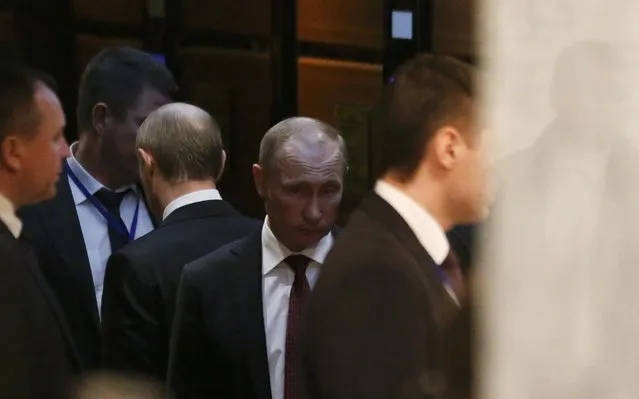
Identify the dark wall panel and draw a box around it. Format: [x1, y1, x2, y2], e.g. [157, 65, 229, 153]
[432, 0, 476, 57]
[181, 0, 270, 36]
[298, 57, 383, 218]
[75, 35, 142, 77]
[298, 0, 383, 48]
[180, 47, 272, 216]
[0, 12, 15, 46]
[71, 0, 144, 24]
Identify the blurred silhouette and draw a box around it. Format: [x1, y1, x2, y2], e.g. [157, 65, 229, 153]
[0, 65, 76, 399]
[481, 40, 639, 399]
[300, 54, 486, 399]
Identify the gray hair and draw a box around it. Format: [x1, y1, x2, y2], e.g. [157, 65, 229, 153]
[136, 102, 224, 182]
[258, 117, 348, 172]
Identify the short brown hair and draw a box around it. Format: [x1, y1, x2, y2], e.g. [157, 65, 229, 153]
[0, 65, 56, 143]
[137, 103, 224, 182]
[377, 54, 476, 179]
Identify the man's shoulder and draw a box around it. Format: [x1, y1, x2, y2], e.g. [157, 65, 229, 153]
[184, 232, 259, 280]
[323, 209, 411, 278]
[331, 204, 402, 252]
[117, 212, 259, 261]
[18, 178, 73, 230]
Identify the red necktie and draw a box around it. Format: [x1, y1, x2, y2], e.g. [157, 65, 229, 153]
[441, 250, 466, 303]
[284, 254, 311, 399]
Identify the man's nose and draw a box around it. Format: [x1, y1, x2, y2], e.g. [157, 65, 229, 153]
[303, 197, 322, 224]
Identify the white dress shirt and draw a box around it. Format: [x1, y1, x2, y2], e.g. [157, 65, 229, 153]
[0, 194, 21, 238]
[67, 143, 155, 314]
[162, 189, 222, 220]
[262, 217, 334, 399]
[374, 180, 458, 304]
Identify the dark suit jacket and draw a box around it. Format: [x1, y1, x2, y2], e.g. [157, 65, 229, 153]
[300, 193, 459, 399]
[168, 228, 339, 399]
[0, 221, 81, 398]
[17, 169, 157, 369]
[101, 200, 260, 381]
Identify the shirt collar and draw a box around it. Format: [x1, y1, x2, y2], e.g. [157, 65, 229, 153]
[67, 142, 138, 206]
[374, 180, 449, 265]
[0, 194, 21, 238]
[261, 216, 334, 276]
[162, 189, 222, 220]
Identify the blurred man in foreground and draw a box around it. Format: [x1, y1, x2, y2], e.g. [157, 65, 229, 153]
[300, 54, 490, 399]
[0, 65, 78, 397]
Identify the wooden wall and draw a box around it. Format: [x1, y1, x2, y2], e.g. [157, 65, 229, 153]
[2, 0, 476, 218]
[432, 0, 477, 58]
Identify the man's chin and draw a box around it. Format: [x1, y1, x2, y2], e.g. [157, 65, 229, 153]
[22, 187, 57, 208]
[298, 229, 330, 246]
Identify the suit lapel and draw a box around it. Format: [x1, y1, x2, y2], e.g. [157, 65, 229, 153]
[231, 233, 272, 399]
[36, 172, 99, 327]
[360, 193, 459, 321]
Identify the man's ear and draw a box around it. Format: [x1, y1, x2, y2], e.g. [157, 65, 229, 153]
[216, 150, 227, 182]
[431, 125, 465, 170]
[0, 135, 24, 172]
[91, 103, 109, 135]
[252, 163, 265, 198]
[137, 148, 155, 174]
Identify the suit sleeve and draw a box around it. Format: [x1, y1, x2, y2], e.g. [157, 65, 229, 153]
[167, 265, 211, 398]
[302, 266, 435, 399]
[101, 252, 164, 379]
[0, 249, 33, 398]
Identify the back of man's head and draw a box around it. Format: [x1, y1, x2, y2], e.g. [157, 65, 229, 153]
[137, 102, 224, 183]
[378, 54, 476, 180]
[76, 46, 177, 133]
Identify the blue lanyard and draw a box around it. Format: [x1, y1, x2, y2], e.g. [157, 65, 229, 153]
[65, 161, 140, 243]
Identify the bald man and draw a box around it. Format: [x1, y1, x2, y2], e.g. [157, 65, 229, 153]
[168, 117, 347, 399]
[100, 103, 259, 381]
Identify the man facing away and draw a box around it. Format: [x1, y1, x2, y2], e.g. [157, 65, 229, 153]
[167, 117, 347, 399]
[18, 46, 178, 369]
[101, 102, 260, 381]
[0, 65, 79, 397]
[300, 54, 491, 399]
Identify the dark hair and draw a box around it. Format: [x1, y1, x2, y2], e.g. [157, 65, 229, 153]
[0, 63, 56, 142]
[76, 46, 177, 133]
[377, 54, 476, 179]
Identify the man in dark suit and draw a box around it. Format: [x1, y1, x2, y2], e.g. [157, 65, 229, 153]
[0, 65, 81, 397]
[101, 103, 259, 381]
[167, 117, 347, 399]
[18, 47, 177, 369]
[300, 54, 490, 399]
